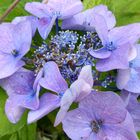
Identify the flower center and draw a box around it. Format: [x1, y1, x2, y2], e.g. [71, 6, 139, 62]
[59, 91, 64, 98]
[91, 119, 103, 133]
[105, 42, 117, 51]
[11, 49, 19, 57]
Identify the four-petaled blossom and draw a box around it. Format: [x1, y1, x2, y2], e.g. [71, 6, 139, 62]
[28, 61, 93, 126]
[0, 21, 32, 79]
[62, 5, 116, 31]
[121, 90, 140, 132]
[117, 45, 140, 93]
[0, 68, 41, 123]
[25, 0, 83, 39]
[62, 91, 138, 140]
[89, 13, 140, 71]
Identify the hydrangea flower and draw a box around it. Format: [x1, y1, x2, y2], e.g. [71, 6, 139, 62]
[117, 45, 140, 93]
[121, 90, 140, 132]
[89, 13, 140, 71]
[62, 5, 116, 31]
[62, 91, 138, 140]
[25, 0, 83, 39]
[0, 68, 41, 123]
[0, 21, 32, 79]
[28, 61, 93, 125]
[12, 16, 38, 37]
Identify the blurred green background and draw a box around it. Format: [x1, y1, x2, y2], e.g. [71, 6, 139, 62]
[0, 0, 140, 140]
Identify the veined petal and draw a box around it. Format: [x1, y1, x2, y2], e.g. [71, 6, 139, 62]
[39, 61, 68, 93]
[5, 98, 25, 124]
[92, 14, 109, 46]
[88, 47, 111, 59]
[54, 79, 91, 126]
[78, 65, 93, 88]
[38, 16, 56, 39]
[25, 2, 51, 18]
[28, 93, 60, 124]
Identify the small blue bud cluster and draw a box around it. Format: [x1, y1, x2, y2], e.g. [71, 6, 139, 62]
[33, 30, 114, 84]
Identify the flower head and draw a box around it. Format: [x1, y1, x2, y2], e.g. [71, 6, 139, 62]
[62, 91, 138, 140]
[28, 61, 93, 125]
[0, 21, 32, 79]
[62, 5, 116, 31]
[89, 14, 140, 71]
[25, 0, 83, 39]
[0, 68, 41, 123]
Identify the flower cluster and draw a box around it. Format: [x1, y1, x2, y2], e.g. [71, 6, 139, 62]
[0, 0, 140, 139]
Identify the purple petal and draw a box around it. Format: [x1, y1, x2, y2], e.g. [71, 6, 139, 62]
[38, 16, 56, 39]
[62, 108, 92, 140]
[12, 16, 38, 37]
[121, 92, 140, 131]
[109, 23, 140, 45]
[25, 2, 51, 18]
[47, 0, 83, 19]
[128, 45, 137, 61]
[96, 43, 131, 71]
[104, 112, 138, 140]
[116, 69, 131, 90]
[92, 14, 109, 46]
[28, 93, 60, 124]
[54, 80, 91, 126]
[130, 45, 140, 67]
[92, 5, 116, 30]
[39, 61, 68, 93]
[79, 91, 127, 124]
[0, 55, 24, 79]
[62, 9, 95, 31]
[78, 65, 93, 88]
[124, 68, 140, 93]
[0, 68, 35, 96]
[7, 85, 40, 110]
[5, 98, 25, 123]
[88, 47, 111, 59]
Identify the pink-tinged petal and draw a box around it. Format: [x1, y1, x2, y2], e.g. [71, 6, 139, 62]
[109, 23, 140, 45]
[47, 0, 83, 19]
[25, 2, 51, 18]
[79, 91, 127, 124]
[92, 5, 116, 30]
[0, 68, 35, 96]
[116, 69, 131, 90]
[54, 80, 91, 126]
[12, 16, 38, 37]
[93, 14, 109, 46]
[96, 43, 131, 71]
[39, 61, 68, 93]
[5, 98, 25, 124]
[104, 112, 138, 140]
[78, 65, 93, 88]
[28, 93, 60, 124]
[62, 108, 92, 140]
[38, 16, 56, 39]
[88, 47, 111, 59]
[124, 68, 140, 93]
